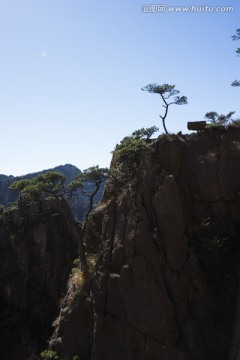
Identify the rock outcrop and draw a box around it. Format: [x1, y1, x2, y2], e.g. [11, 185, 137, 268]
[0, 197, 78, 360]
[50, 128, 240, 360]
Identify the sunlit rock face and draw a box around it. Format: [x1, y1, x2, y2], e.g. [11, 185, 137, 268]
[51, 128, 240, 360]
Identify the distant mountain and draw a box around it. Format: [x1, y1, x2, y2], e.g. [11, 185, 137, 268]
[0, 164, 81, 205]
[0, 164, 104, 220]
[0, 174, 13, 181]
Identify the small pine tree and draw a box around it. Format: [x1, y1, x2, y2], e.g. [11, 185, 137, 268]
[205, 111, 235, 126]
[132, 125, 159, 140]
[141, 83, 187, 134]
[69, 166, 108, 221]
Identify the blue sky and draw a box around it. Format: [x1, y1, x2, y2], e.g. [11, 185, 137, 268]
[0, 0, 239, 176]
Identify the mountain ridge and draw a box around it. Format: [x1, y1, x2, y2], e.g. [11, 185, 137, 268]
[0, 163, 81, 183]
[0, 164, 88, 219]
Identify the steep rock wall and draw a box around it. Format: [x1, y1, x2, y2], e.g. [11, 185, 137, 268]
[51, 129, 240, 360]
[0, 198, 78, 360]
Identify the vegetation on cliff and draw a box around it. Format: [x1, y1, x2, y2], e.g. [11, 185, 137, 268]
[204, 111, 236, 127]
[141, 83, 188, 134]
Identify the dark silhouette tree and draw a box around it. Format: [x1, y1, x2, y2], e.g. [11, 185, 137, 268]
[68, 165, 109, 274]
[10, 166, 108, 275]
[231, 28, 240, 86]
[11, 167, 109, 221]
[205, 111, 235, 125]
[69, 165, 108, 222]
[141, 83, 187, 134]
[132, 125, 159, 140]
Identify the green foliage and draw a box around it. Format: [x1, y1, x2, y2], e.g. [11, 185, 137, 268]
[204, 112, 218, 123]
[70, 258, 80, 276]
[205, 111, 235, 126]
[108, 137, 150, 191]
[132, 125, 159, 140]
[22, 184, 43, 200]
[40, 349, 58, 359]
[10, 171, 66, 203]
[73, 258, 80, 266]
[80, 165, 109, 183]
[142, 83, 176, 95]
[69, 166, 108, 193]
[141, 83, 187, 106]
[32, 172, 66, 196]
[174, 95, 188, 105]
[114, 137, 148, 163]
[108, 167, 131, 189]
[69, 166, 109, 221]
[72, 356, 80, 360]
[10, 179, 31, 190]
[4, 202, 18, 218]
[67, 178, 84, 194]
[141, 83, 187, 134]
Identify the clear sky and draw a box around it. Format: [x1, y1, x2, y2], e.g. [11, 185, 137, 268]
[0, 0, 239, 176]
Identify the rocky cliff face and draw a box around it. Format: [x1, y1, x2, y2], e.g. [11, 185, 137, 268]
[0, 197, 78, 360]
[50, 128, 240, 360]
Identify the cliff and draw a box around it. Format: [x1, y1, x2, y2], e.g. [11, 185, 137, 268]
[0, 197, 78, 360]
[49, 128, 240, 360]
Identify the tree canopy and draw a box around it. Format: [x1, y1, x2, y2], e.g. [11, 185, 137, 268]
[10, 166, 109, 222]
[205, 111, 235, 126]
[141, 83, 187, 134]
[132, 126, 159, 140]
[10, 171, 66, 201]
[68, 165, 109, 221]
